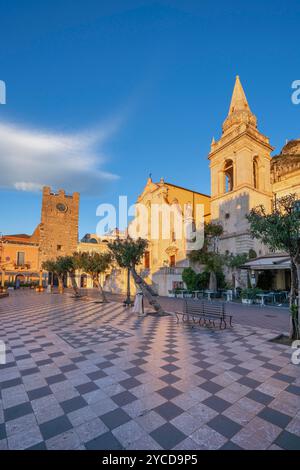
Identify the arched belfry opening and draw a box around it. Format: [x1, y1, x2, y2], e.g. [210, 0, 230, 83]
[224, 159, 234, 193]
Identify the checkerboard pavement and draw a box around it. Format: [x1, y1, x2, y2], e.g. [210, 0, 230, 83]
[0, 291, 300, 450]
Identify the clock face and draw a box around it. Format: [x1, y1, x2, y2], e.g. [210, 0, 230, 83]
[56, 203, 67, 213]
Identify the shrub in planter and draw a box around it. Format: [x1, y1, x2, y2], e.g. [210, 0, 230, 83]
[241, 287, 263, 303]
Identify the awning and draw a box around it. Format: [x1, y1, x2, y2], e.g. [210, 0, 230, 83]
[241, 255, 290, 271]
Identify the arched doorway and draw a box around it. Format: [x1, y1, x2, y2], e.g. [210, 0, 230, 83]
[15, 273, 26, 288]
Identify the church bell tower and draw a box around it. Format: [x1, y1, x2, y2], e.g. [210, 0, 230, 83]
[208, 76, 273, 255]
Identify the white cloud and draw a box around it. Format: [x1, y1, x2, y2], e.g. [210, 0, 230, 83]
[0, 118, 121, 196]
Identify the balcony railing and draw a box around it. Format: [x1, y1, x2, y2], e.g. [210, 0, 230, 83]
[160, 266, 185, 275]
[14, 263, 31, 270]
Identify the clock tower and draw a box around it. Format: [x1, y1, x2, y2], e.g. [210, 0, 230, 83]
[39, 186, 80, 265]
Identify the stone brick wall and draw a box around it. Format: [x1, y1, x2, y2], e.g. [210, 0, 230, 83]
[38, 187, 79, 266]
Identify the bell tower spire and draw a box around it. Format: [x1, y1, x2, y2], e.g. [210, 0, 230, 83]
[228, 75, 250, 114]
[222, 75, 257, 133]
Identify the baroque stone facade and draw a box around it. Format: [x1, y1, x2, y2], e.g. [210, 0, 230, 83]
[271, 140, 300, 199]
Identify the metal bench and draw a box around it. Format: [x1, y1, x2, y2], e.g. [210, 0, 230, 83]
[176, 299, 233, 330]
[0, 292, 9, 299]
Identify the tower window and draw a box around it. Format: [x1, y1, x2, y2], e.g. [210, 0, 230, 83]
[57, 245, 62, 251]
[224, 159, 234, 193]
[253, 157, 259, 189]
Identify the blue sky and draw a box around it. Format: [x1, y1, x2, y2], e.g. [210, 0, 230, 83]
[0, 0, 299, 238]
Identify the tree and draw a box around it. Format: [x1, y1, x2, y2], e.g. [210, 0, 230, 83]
[75, 252, 112, 303]
[41, 260, 57, 284]
[42, 256, 80, 295]
[188, 223, 225, 291]
[226, 252, 250, 289]
[108, 237, 164, 315]
[42, 256, 80, 296]
[182, 267, 198, 291]
[246, 194, 300, 340]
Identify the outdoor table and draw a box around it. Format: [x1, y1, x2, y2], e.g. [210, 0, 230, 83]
[175, 290, 184, 298]
[204, 290, 216, 301]
[225, 290, 233, 302]
[256, 293, 273, 306]
[192, 290, 202, 299]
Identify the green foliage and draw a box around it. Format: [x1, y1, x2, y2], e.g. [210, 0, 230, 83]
[108, 237, 148, 269]
[188, 223, 225, 291]
[226, 253, 249, 269]
[216, 270, 227, 289]
[182, 268, 197, 291]
[76, 252, 112, 277]
[241, 287, 263, 299]
[191, 222, 223, 255]
[42, 256, 76, 276]
[248, 249, 257, 259]
[41, 259, 58, 274]
[181, 268, 213, 291]
[246, 194, 300, 260]
[290, 303, 299, 320]
[196, 271, 210, 289]
[247, 193, 300, 340]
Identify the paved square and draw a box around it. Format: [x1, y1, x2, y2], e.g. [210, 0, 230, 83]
[0, 291, 300, 450]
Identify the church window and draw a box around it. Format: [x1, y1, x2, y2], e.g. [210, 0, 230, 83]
[253, 157, 259, 189]
[224, 160, 234, 192]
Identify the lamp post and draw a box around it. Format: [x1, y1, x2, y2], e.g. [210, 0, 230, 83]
[0, 234, 7, 292]
[123, 267, 133, 307]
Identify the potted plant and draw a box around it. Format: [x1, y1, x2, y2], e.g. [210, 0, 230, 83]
[241, 287, 263, 304]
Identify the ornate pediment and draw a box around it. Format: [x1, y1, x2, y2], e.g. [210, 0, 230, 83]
[165, 245, 178, 256]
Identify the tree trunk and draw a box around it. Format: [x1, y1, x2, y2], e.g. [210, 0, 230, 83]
[124, 268, 132, 306]
[69, 272, 81, 297]
[289, 260, 298, 339]
[290, 257, 300, 340]
[58, 276, 64, 294]
[209, 271, 217, 291]
[295, 261, 300, 340]
[290, 261, 297, 306]
[131, 267, 165, 315]
[93, 275, 108, 303]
